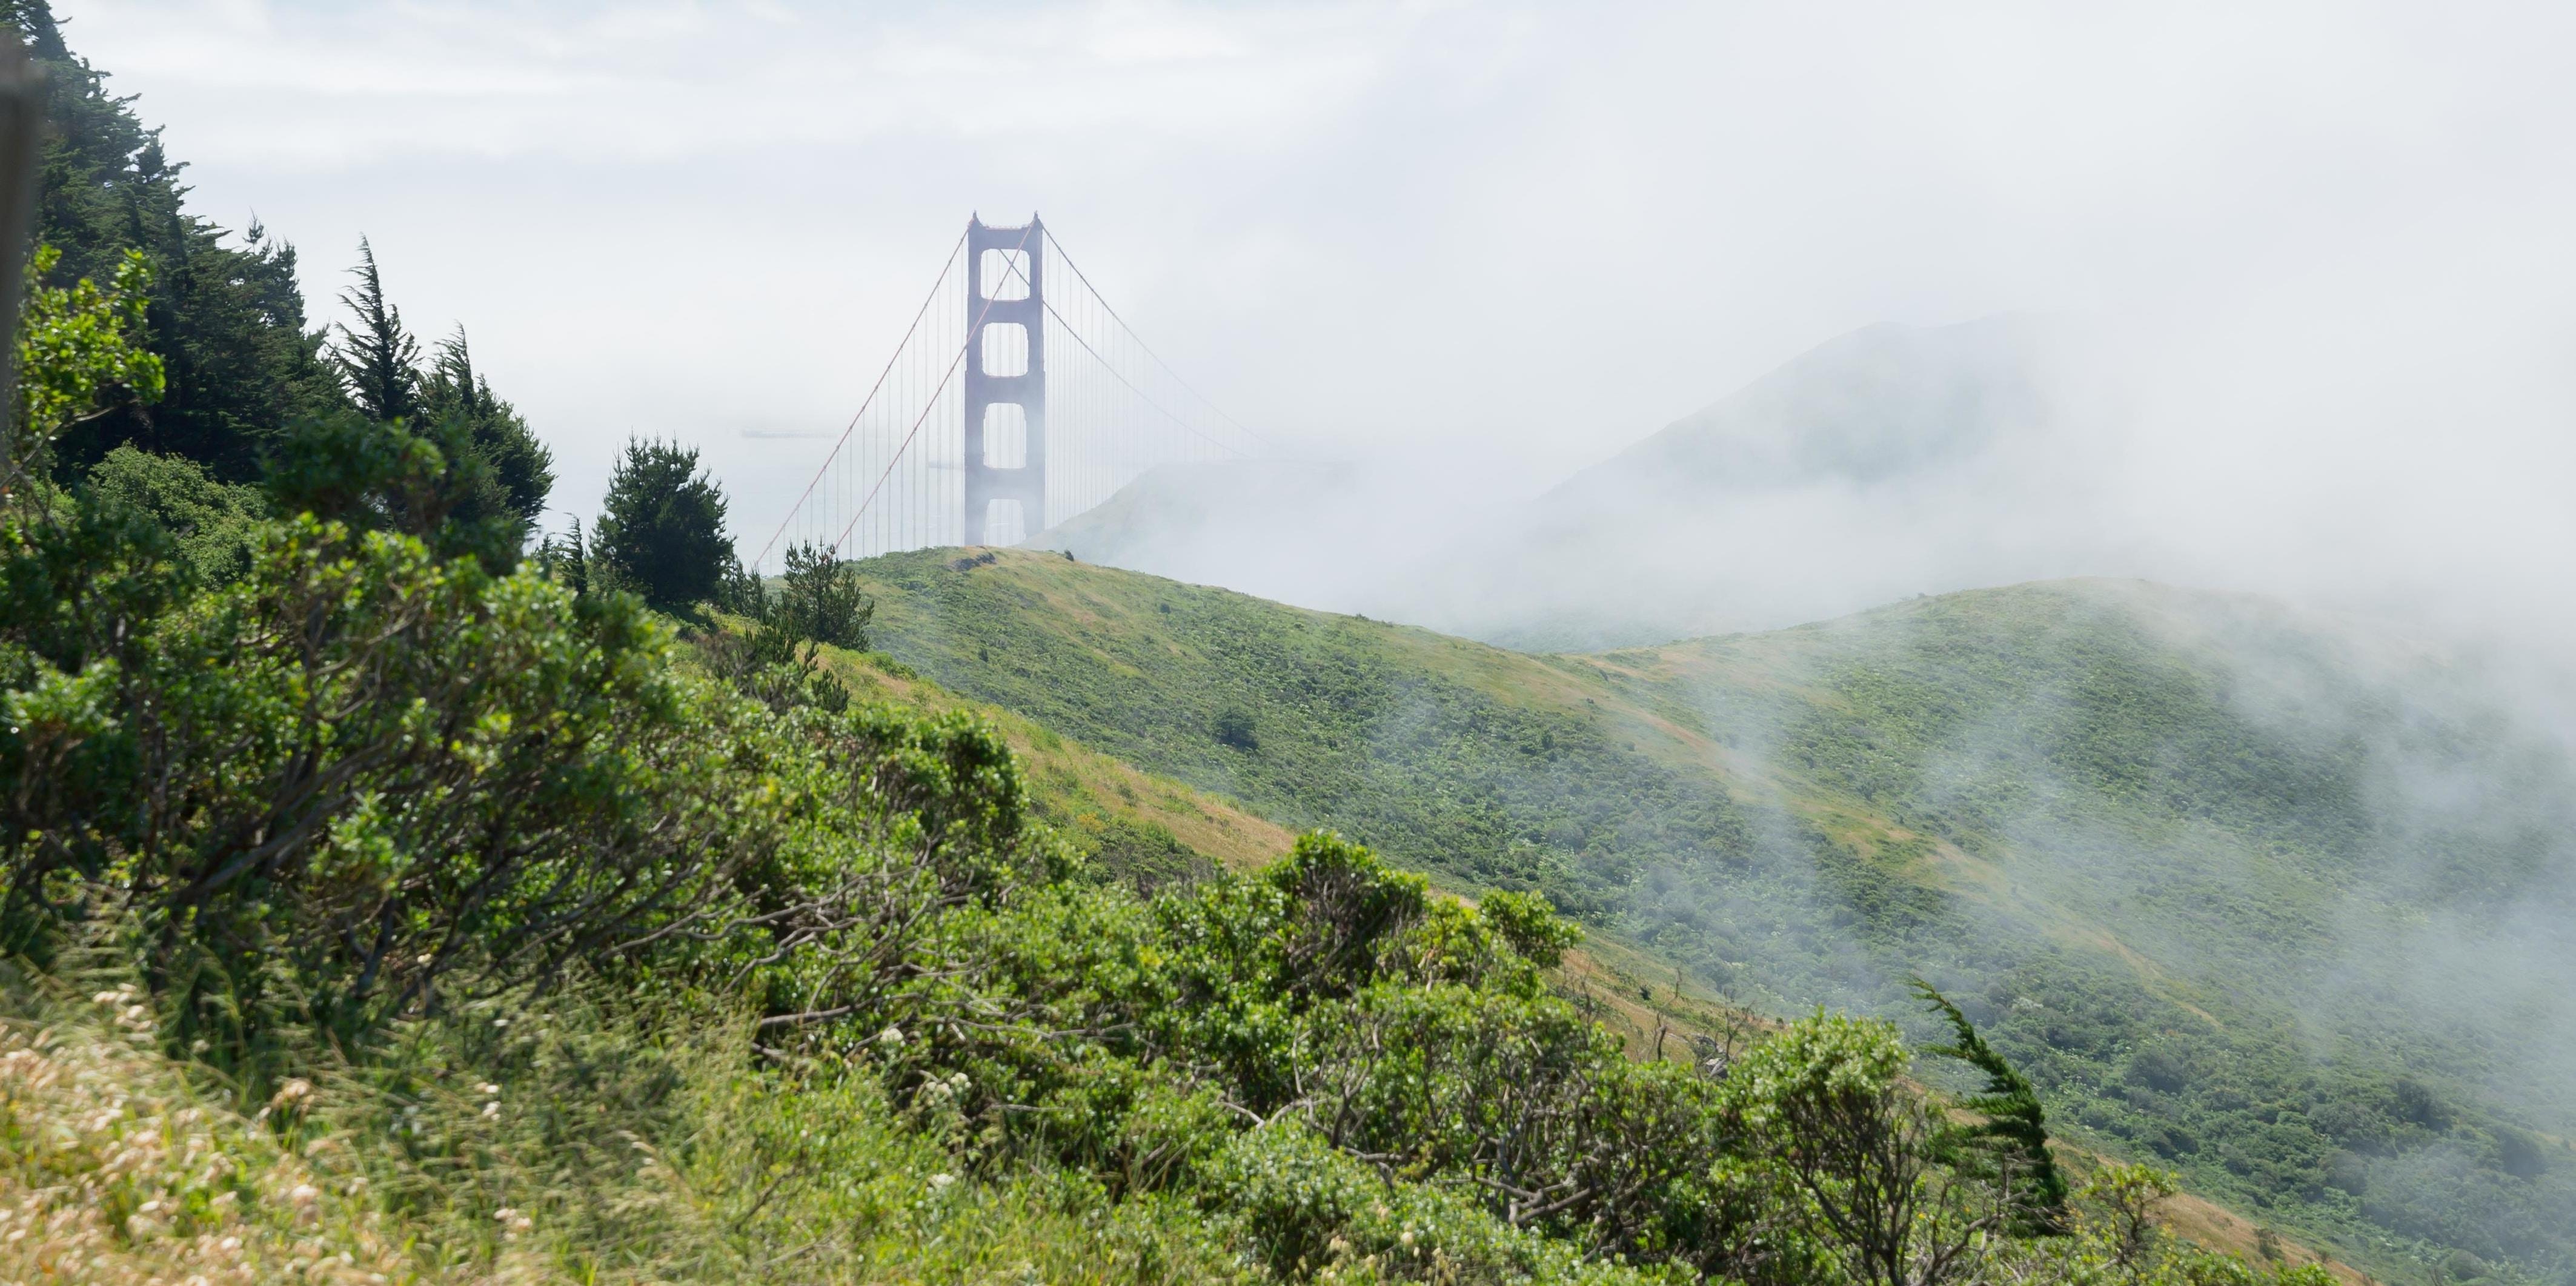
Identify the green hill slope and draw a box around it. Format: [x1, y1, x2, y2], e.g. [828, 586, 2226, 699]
[857, 547, 2576, 1281]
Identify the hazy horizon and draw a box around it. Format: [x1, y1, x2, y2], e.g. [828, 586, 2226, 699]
[51, 0, 2576, 653]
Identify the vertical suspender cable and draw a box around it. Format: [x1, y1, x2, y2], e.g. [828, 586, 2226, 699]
[831, 222, 1035, 558]
[754, 229, 965, 572]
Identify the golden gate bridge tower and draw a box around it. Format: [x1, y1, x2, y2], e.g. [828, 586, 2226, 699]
[751, 212, 1268, 574]
[963, 216, 1046, 546]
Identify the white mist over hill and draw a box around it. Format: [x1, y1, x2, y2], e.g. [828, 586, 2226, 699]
[1035, 304, 2574, 666]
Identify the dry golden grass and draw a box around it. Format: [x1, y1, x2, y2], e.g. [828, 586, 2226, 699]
[0, 983, 476, 1285]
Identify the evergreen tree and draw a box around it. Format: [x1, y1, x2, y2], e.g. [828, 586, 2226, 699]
[735, 539, 871, 664]
[328, 237, 419, 423]
[536, 517, 589, 595]
[7, 1, 343, 479]
[1913, 979, 2070, 1234]
[772, 540, 871, 652]
[422, 326, 551, 525]
[592, 437, 734, 613]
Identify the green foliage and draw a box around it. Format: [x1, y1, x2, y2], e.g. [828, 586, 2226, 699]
[327, 237, 419, 423]
[723, 539, 874, 678]
[78, 445, 261, 582]
[593, 436, 734, 613]
[0, 508, 734, 1071]
[422, 326, 553, 531]
[859, 548, 1750, 922]
[0, 449, 2339, 1285]
[1205, 1121, 1664, 1284]
[7, 5, 342, 480]
[323, 252, 550, 542]
[2082, 1163, 2182, 1273]
[1215, 704, 1258, 750]
[780, 540, 872, 648]
[13, 243, 162, 471]
[534, 515, 589, 594]
[1969, 1161, 2359, 1286]
[1484, 888, 1584, 969]
[262, 408, 525, 570]
[1720, 1009, 1994, 1286]
[1263, 830, 1431, 998]
[1916, 978, 2070, 1234]
[1076, 813, 1218, 892]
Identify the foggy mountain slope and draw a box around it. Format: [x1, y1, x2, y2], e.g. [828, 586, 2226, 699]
[1015, 315, 2108, 649]
[1406, 313, 2106, 649]
[857, 547, 2576, 1280]
[1544, 313, 2062, 504]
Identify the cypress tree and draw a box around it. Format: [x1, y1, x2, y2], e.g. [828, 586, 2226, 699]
[1913, 979, 2070, 1234]
[537, 517, 589, 595]
[329, 237, 419, 423]
[593, 438, 734, 613]
[424, 326, 552, 525]
[7, 0, 344, 479]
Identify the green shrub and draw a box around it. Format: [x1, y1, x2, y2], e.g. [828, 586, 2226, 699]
[1206, 1121, 1665, 1284]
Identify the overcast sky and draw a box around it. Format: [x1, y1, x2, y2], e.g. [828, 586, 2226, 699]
[48, 0, 2576, 643]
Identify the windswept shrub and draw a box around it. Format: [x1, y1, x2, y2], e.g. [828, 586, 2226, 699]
[1207, 1120, 1666, 1284]
[1721, 1010, 2009, 1286]
[0, 508, 755, 1070]
[1916, 978, 2070, 1233]
[700, 539, 874, 715]
[1482, 889, 1584, 969]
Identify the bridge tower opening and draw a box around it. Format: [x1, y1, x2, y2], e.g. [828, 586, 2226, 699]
[963, 215, 1045, 546]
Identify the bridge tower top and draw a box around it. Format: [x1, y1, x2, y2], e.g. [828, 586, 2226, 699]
[963, 215, 1045, 546]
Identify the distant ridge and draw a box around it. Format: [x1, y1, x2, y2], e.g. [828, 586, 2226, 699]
[1544, 313, 2060, 502]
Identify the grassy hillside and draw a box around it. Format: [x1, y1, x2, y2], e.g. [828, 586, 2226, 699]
[856, 547, 2576, 1284]
[817, 645, 1297, 883]
[812, 640, 2362, 1274]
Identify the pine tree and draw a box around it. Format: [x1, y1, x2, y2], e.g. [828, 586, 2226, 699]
[423, 326, 551, 525]
[537, 517, 589, 595]
[328, 237, 419, 423]
[745, 540, 871, 664]
[592, 438, 734, 613]
[1913, 979, 2070, 1234]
